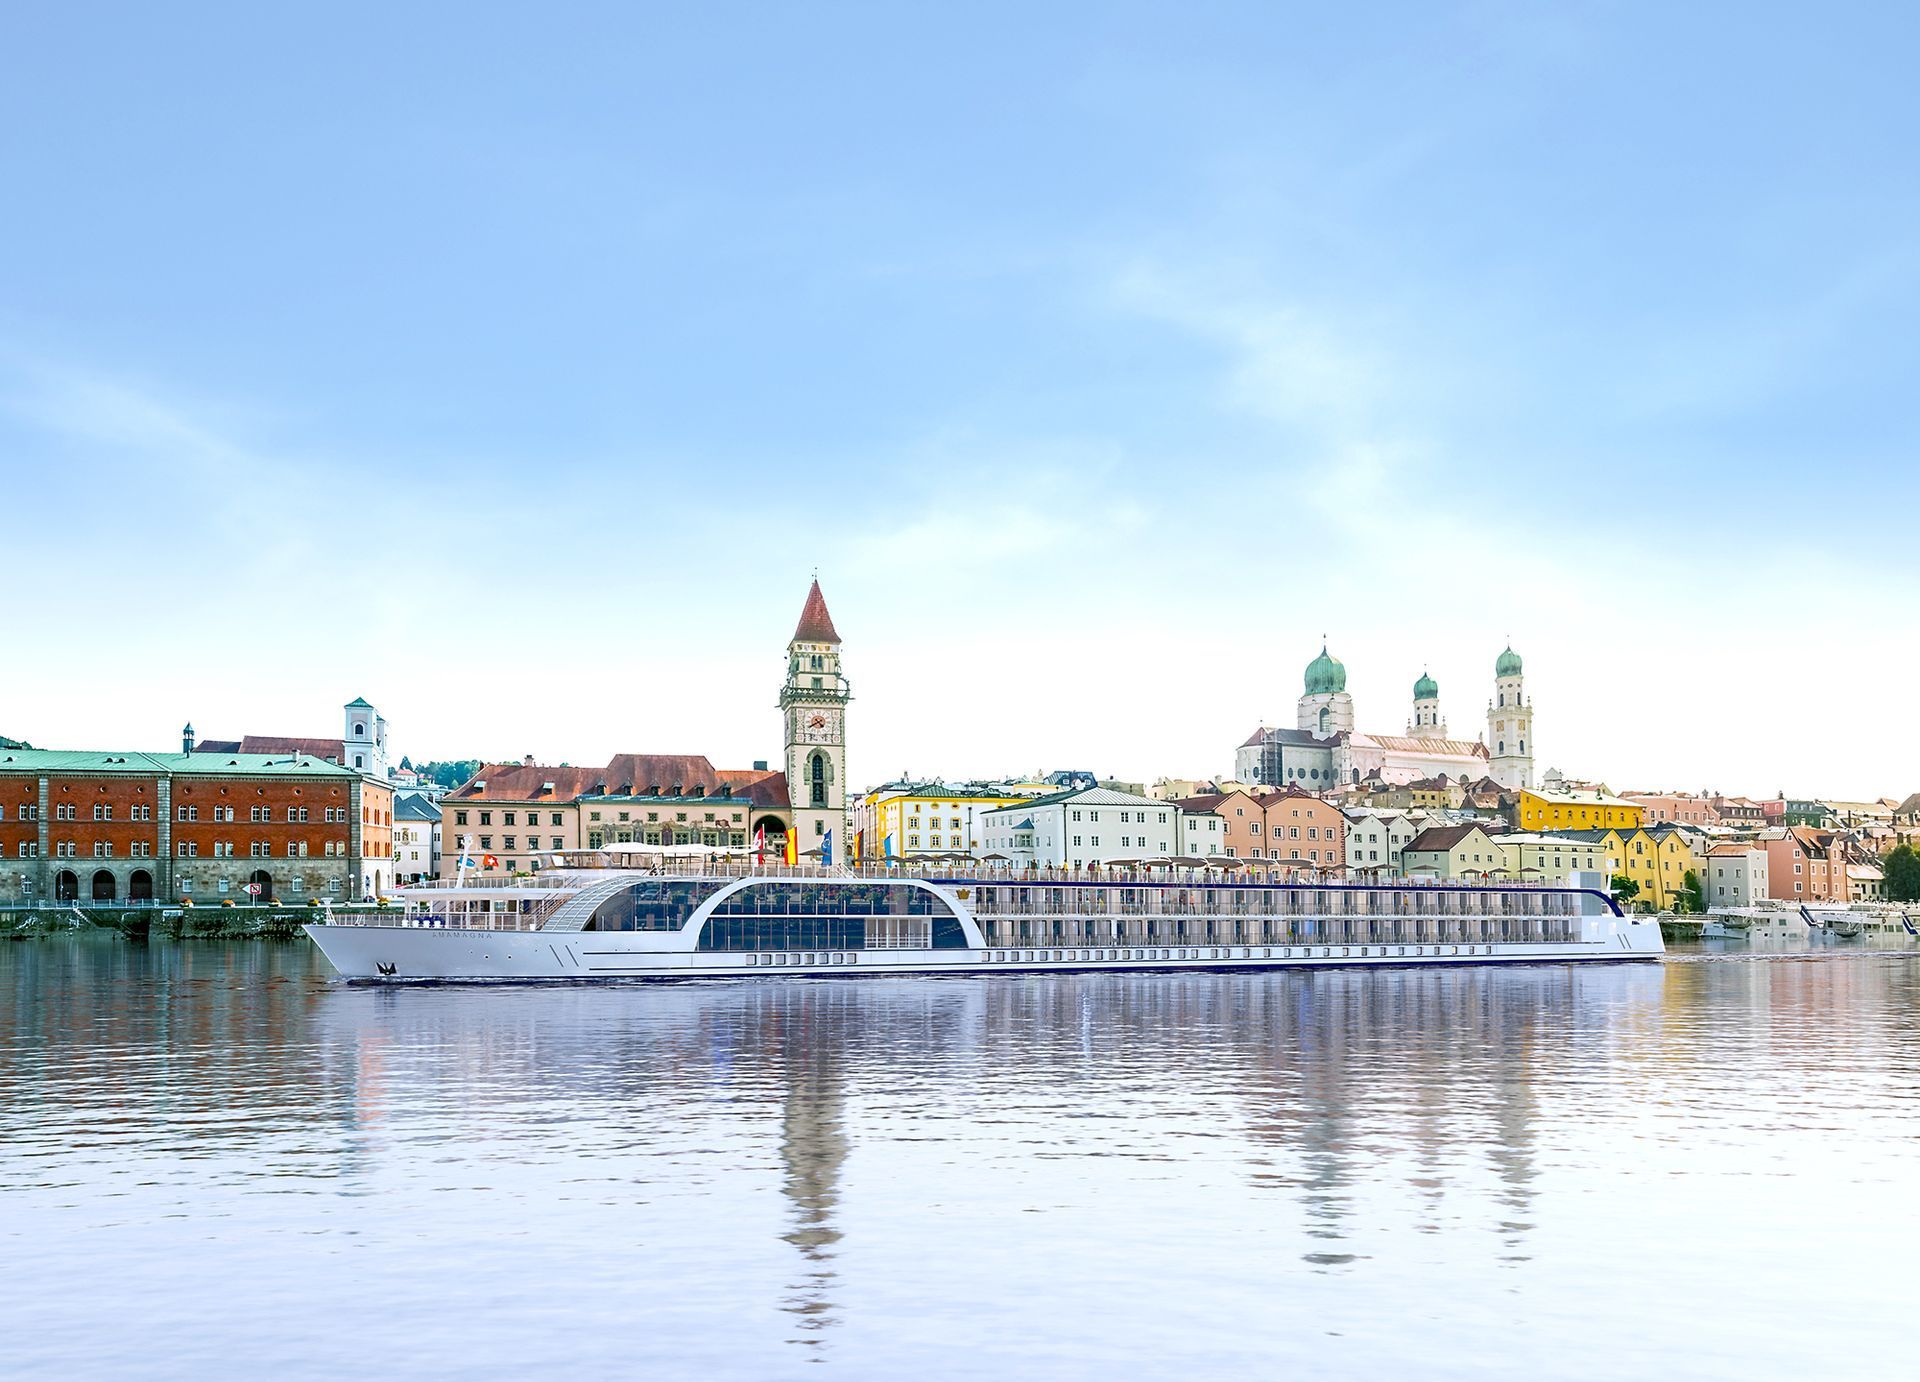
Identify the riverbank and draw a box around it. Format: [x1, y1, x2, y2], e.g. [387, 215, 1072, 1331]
[2, 905, 345, 942]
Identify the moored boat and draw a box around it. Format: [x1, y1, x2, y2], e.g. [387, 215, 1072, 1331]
[303, 861, 1662, 981]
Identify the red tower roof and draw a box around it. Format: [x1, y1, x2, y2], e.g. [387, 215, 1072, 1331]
[791, 579, 841, 644]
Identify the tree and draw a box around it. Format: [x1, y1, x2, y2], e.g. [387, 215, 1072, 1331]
[1611, 873, 1640, 904]
[416, 759, 485, 790]
[1680, 869, 1705, 914]
[1883, 844, 1920, 903]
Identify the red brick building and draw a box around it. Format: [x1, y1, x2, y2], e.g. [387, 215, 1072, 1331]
[0, 747, 386, 905]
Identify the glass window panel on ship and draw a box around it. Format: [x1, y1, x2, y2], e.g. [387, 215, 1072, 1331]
[586, 880, 729, 932]
[698, 881, 969, 951]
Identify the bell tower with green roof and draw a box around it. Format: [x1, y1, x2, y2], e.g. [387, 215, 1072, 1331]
[1487, 646, 1534, 789]
[1409, 670, 1445, 739]
[1295, 642, 1355, 739]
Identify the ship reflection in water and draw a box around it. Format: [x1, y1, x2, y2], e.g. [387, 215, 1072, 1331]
[2, 941, 1918, 1379]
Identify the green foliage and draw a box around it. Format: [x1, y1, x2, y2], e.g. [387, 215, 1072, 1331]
[1611, 872, 1640, 901]
[1883, 844, 1920, 903]
[416, 759, 484, 790]
[1679, 869, 1705, 915]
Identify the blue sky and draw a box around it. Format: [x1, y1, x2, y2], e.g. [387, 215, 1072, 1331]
[3, 2, 1917, 797]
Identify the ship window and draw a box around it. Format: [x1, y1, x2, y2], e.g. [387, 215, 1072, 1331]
[584, 879, 727, 931]
[699, 882, 967, 950]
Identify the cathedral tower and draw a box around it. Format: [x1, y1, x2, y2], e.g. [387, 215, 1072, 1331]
[1409, 670, 1445, 739]
[781, 580, 850, 850]
[1487, 647, 1534, 789]
[1297, 644, 1355, 739]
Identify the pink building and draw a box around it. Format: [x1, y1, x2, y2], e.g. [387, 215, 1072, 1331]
[1252, 787, 1348, 873]
[1623, 792, 1720, 826]
[1712, 795, 1767, 827]
[1760, 827, 1849, 903]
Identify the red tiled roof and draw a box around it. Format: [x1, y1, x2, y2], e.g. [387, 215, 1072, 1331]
[451, 764, 605, 802]
[195, 735, 346, 761]
[1405, 824, 1488, 852]
[450, 756, 791, 805]
[717, 767, 791, 807]
[792, 580, 841, 644]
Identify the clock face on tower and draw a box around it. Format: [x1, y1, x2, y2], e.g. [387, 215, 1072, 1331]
[794, 707, 840, 744]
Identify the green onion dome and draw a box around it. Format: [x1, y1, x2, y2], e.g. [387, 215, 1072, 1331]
[1495, 646, 1524, 677]
[1304, 645, 1347, 695]
[1413, 671, 1438, 701]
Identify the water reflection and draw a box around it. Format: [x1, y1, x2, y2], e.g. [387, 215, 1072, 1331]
[3, 940, 1918, 1380]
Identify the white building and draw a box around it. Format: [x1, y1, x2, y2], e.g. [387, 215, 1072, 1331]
[342, 697, 389, 778]
[1177, 806, 1226, 859]
[394, 791, 442, 884]
[1343, 808, 1424, 876]
[978, 788, 1179, 868]
[1236, 647, 1531, 793]
[1705, 845, 1769, 908]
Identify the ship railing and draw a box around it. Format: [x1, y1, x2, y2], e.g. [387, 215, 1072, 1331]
[319, 909, 552, 931]
[413, 855, 1576, 889]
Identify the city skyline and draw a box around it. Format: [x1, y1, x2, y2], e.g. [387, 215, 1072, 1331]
[4, 4, 1917, 797]
[0, 585, 1902, 803]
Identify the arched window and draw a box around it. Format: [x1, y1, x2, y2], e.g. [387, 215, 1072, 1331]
[1318, 707, 1330, 734]
[809, 753, 828, 807]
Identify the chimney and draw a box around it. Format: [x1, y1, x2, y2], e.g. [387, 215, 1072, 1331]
[182, 723, 195, 754]
[523, 754, 535, 767]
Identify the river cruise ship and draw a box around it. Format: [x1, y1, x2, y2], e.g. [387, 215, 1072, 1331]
[303, 857, 1662, 981]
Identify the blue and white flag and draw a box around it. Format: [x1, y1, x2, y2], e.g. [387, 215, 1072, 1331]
[820, 829, 833, 867]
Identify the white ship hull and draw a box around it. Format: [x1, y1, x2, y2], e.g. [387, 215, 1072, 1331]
[305, 865, 1661, 981]
[304, 921, 1664, 981]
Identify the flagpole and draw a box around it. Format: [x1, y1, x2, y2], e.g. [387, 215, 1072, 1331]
[457, 833, 471, 888]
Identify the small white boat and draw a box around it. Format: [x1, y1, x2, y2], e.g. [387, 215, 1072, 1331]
[1700, 919, 1749, 941]
[1801, 905, 1864, 939]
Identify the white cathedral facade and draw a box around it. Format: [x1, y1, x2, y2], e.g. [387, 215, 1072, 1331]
[1236, 645, 1535, 793]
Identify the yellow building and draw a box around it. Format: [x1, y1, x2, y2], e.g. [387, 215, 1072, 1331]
[856, 783, 1046, 859]
[1514, 787, 1643, 833]
[1549, 826, 1704, 910]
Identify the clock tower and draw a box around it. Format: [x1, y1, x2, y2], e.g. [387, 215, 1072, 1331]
[780, 579, 850, 852]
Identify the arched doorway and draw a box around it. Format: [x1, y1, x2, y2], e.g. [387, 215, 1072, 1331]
[54, 870, 79, 902]
[751, 815, 789, 855]
[129, 870, 154, 903]
[91, 870, 116, 903]
[248, 869, 274, 902]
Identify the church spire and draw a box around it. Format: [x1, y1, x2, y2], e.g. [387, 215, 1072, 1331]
[791, 579, 841, 644]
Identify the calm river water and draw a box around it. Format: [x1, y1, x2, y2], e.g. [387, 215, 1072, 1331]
[3, 938, 1917, 1379]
